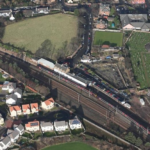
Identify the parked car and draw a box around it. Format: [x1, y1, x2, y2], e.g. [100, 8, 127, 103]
[140, 98, 145, 106]
[124, 103, 131, 109]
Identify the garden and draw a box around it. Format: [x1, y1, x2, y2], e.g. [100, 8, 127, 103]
[93, 31, 123, 47]
[126, 32, 150, 89]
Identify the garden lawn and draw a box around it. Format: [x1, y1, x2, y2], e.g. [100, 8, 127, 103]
[126, 32, 150, 89]
[93, 31, 123, 47]
[2, 13, 78, 56]
[42, 142, 96, 150]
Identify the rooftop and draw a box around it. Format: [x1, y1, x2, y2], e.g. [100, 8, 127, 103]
[25, 120, 39, 128]
[43, 98, 54, 106]
[54, 121, 67, 127]
[9, 105, 21, 112]
[41, 121, 53, 127]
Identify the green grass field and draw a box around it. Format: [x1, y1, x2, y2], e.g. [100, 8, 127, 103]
[127, 32, 150, 89]
[2, 13, 78, 57]
[42, 142, 96, 150]
[93, 31, 123, 47]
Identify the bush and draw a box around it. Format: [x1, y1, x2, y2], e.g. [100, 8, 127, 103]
[71, 128, 84, 135]
[43, 132, 56, 137]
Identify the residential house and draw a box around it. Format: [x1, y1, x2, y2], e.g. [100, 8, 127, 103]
[67, 0, 79, 3]
[25, 120, 40, 132]
[54, 63, 70, 75]
[0, 136, 11, 150]
[14, 88, 22, 98]
[13, 124, 24, 135]
[81, 55, 91, 63]
[9, 105, 22, 117]
[22, 10, 33, 17]
[54, 121, 68, 132]
[41, 98, 54, 110]
[30, 103, 38, 114]
[2, 81, 16, 93]
[0, 113, 4, 125]
[112, 53, 119, 59]
[8, 130, 20, 143]
[120, 14, 150, 31]
[95, 19, 107, 29]
[69, 118, 82, 130]
[6, 94, 17, 105]
[99, 3, 110, 16]
[131, 0, 145, 4]
[40, 121, 53, 132]
[99, 45, 119, 52]
[9, 14, 15, 21]
[107, 17, 114, 22]
[22, 104, 30, 115]
[0, 9, 11, 17]
[34, 7, 50, 14]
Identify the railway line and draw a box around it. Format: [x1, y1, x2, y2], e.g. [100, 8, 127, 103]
[0, 51, 149, 135]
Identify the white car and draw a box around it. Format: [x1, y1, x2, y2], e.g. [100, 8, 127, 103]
[124, 103, 131, 109]
[140, 98, 145, 106]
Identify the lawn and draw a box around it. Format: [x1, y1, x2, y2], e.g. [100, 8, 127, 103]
[93, 31, 123, 47]
[42, 142, 96, 150]
[0, 73, 5, 82]
[2, 13, 78, 59]
[126, 32, 150, 89]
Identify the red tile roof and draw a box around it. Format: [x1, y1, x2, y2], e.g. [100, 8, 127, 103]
[101, 45, 110, 48]
[30, 103, 38, 111]
[44, 98, 54, 106]
[25, 120, 39, 128]
[22, 104, 30, 112]
[132, 0, 145, 4]
[9, 105, 21, 112]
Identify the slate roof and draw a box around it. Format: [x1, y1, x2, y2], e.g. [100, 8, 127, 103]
[6, 94, 17, 101]
[54, 121, 67, 127]
[14, 88, 22, 95]
[2, 136, 10, 145]
[41, 121, 53, 127]
[16, 124, 24, 131]
[9, 130, 19, 139]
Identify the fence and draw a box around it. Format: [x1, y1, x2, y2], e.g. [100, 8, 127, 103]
[93, 29, 122, 32]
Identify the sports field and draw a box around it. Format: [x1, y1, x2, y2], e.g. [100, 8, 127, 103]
[93, 31, 123, 47]
[127, 32, 150, 89]
[2, 13, 78, 56]
[42, 142, 96, 150]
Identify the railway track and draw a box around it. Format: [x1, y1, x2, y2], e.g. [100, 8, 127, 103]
[0, 51, 149, 135]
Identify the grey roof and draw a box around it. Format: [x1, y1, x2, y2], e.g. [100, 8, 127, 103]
[54, 121, 67, 127]
[55, 63, 69, 72]
[37, 58, 55, 70]
[2, 136, 10, 145]
[99, 4, 110, 12]
[0, 143, 3, 148]
[6, 94, 17, 101]
[7, 129, 13, 135]
[69, 119, 81, 125]
[0, 9, 10, 13]
[8, 82, 16, 89]
[16, 124, 24, 132]
[14, 88, 22, 95]
[9, 130, 19, 139]
[0, 113, 2, 118]
[120, 14, 148, 28]
[41, 121, 53, 127]
[22, 10, 33, 17]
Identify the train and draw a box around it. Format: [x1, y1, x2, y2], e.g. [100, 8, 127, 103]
[37, 58, 93, 87]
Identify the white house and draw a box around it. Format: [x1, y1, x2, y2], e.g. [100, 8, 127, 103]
[0, 136, 11, 150]
[2, 81, 16, 93]
[22, 104, 30, 115]
[13, 124, 24, 135]
[0, 113, 4, 125]
[40, 121, 53, 132]
[69, 118, 82, 130]
[14, 88, 22, 98]
[9, 105, 22, 117]
[41, 98, 54, 110]
[6, 94, 17, 105]
[0, 9, 11, 17]
[25, 120, 39, 132]
[54, 121, 68, 132]
[30, 103, 38, 114]
[8, 130, 20, 143]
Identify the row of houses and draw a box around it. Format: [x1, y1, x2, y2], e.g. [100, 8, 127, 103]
[0, 7, 50, 19]
[9, 98, 54, 117]
[0, 117, 82, 150]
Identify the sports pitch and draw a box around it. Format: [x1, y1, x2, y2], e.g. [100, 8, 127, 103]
[127, 32, 150, 89]
[2, 13, 78, 54]
[93, 31, 123, 47]
[42, 142, 96, 150]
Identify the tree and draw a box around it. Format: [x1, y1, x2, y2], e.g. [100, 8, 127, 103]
[15, 11, 24, 21]
[78, 8, 87, 15]
[125, 132, 136, 144]
[145, 142, 150, 147]
[35, 39, 52, 58]
[135, 137, 143, 147]
[74, 9, 79, 16]
[78, 17, 86, 25]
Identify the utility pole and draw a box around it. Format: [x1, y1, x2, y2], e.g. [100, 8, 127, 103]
[147, 127, 149, 135]
[115, 105, 118, 114]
